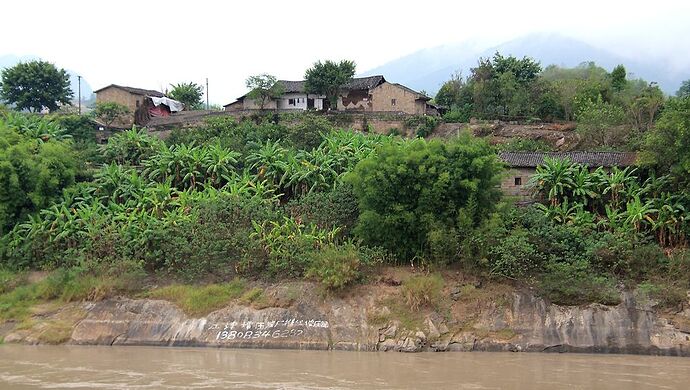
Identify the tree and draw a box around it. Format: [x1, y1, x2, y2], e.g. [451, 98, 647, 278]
[0, 126, 77, 234]
[0, 60, 72, 112]
[169, 82, 204, 110]
[345, 133, 502, 262]
[676, 79, 690, 98]
[304, 60, 356, 110]
[610, 65, 627, 92]
[91, 102, 131, 130]
[641, 97, 690, 189]
[575, 96, 627, 148]
[245, 74, 285, 110]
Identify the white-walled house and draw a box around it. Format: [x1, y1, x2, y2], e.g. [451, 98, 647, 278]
[224, 80, 326, 111]
[223, 76, 435, 115]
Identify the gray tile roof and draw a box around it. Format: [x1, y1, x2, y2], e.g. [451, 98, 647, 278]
[272, 76, 387, 94]
[94, 84, 165, 98]
[499, 151, 638, 168]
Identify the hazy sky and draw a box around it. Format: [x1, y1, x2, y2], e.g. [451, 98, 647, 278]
[1, 0, 688, 104]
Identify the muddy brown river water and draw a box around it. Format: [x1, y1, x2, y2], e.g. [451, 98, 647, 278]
[1, 345, 689, 389]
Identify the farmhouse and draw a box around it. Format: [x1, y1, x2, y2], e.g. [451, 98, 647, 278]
[94, 84, 183, 126]
[224, 75, 434, 115]
[498, 151, 638, 200]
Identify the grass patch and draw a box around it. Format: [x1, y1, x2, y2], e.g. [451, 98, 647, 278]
[366, 309, 392, 327]
[0, 268, 144, 322]
[0, 284, 38, 322]
[238, 287, 271, 309]
[0, 268, 26, 294]
[382, 297, 426, 330]
[401, 274, 444, 311]
[36, 320, 74, 344]
[146, 279, 247, 317]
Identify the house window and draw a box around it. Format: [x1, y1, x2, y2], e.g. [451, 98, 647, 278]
[136, 99, 140, 107]
[514, 177, 522, 186]
[288, 98, 295, 105]
[391, 99, 396, 106]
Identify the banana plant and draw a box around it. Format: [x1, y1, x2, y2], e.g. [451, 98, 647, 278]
[529, 157, 576, 206]
[623, 195, 657, 233]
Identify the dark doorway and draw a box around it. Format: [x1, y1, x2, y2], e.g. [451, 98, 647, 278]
[322, 99, 331, 111]
[307, 98, 315, 109]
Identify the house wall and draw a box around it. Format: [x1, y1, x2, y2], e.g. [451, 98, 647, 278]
[339, 90, 371, 111]
[224, 101, 244, 111]
[95, 87, 140, 126]
[241, 98, 278, 110]
[276, 93, 324, 110]
[369, 82, 427, 115]
[501, 168, 535, 199]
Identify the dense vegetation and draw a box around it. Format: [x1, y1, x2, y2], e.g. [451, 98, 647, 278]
[436, 53, 668, 151]
[1, 55, 690, 318]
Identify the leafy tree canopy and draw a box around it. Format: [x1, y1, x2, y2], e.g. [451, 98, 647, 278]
[345, 133, 502, 262]
[304, 60, 356, 110]
[0, 60, 72, 112]
[91, 101, 130, 129]
[0, 126, 77, 234]
[677, 79, 690, 98]
[169, 82, 204, 110]
[245, 74, 285, 110]
[642, 96, 690, 189]
[610, 65, 627, 92]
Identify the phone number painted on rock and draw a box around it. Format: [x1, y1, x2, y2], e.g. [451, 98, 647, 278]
[215, 329, 305, 340]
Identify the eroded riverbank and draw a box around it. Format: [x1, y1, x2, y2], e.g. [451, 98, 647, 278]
[2, 271, 690, 356]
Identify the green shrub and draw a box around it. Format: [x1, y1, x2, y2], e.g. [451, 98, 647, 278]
[0, 268, 25, 294]
[488, 227, 543, 279]
[249, 217, 340, 277]
[285, 113, 333, 150]
[102, 127, 164, 166]
[401, 274, 444, 310]
[286, 183, 359, 237]
[539, 259, 620, 306]
[442, 109, 470, 123]
[404, 115, 439, 138]
[306, 243, 363, 290]
[346, 135, 503, 263]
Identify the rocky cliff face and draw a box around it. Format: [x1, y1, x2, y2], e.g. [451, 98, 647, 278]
[6, 285, 687, 356]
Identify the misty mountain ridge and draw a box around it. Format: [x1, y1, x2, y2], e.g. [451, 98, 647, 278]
[0, 54, 94, 103]
[361, 33, 686, 96]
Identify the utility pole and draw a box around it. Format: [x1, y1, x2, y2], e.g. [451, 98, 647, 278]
[206, 77, 209, 110]
[77, 75, 82, 115]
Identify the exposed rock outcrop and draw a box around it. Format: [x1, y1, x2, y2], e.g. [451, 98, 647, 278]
[3, 286, 689, 356]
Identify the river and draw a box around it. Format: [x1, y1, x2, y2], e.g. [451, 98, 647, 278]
[1, 345, 689, 389]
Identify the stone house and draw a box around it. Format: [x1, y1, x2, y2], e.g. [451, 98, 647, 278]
[224, 75, 434, 115]
[498, 151, 638, 200]
[94, 84, 171, 127]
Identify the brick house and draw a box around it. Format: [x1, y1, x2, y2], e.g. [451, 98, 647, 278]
[95, 84, 183, 127]
[498, 151, 638, 200]
[224, 75, 435, 115]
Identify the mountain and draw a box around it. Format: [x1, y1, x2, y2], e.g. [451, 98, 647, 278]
[361, 33, 686, 96]
[0, 54, 94, 103]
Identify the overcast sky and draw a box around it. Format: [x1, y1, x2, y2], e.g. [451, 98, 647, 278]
[1, 0, 688, 104]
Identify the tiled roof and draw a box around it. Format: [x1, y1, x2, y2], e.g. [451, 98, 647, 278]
[278, 80, 307, 94]
[499, 151, 638, 168]
[343, 75, 386, 90]
[269, 76, 387, 95]
[94, 84, 165, 97]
